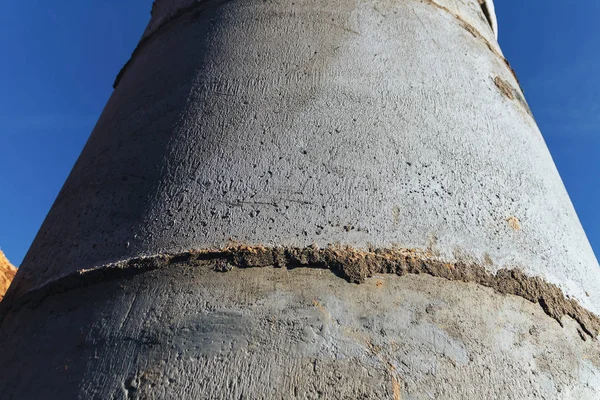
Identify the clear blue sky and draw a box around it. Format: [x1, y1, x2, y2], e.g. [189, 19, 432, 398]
[0, 1, 599, 266]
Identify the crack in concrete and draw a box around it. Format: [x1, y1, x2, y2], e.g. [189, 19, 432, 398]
[2, 245, 599, 340]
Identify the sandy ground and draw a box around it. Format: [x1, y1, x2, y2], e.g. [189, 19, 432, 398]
[0, 251, 16, 301]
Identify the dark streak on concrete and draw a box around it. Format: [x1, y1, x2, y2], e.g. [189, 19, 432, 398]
[478, 0, 494, 32]
[502, 58, 525, 93]
[2, 245, 599, 339]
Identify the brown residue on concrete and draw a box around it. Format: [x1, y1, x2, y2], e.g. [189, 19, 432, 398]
[507, 216, 522, 231]
[494, 76, 515, 100]
[391, 374, 402, 400]
[3, 245, 599, 340]
[459, 21, 478, 38]
[493, 75, 534, 117]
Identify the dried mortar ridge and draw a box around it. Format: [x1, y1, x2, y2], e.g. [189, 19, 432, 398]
[3, 245, 599, 339]
[114, 0, 227, 88]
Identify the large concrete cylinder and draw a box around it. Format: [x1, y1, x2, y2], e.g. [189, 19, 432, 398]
[2, 0, 600, 398]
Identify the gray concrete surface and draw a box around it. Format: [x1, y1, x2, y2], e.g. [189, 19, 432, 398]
[1, 265, 599, 399]
[2, 0, 600, 398]
[7, 0, 599, 315]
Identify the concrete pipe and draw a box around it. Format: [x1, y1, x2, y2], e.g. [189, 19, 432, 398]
[1, 0, 599, 398]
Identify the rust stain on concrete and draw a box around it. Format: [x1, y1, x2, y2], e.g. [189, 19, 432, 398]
[494, 76, 515, 100]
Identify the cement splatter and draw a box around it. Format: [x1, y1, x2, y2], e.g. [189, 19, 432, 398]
[507, 216, 522, 231]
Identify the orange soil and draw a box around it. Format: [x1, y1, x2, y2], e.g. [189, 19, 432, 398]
[0, 250, 17, 302]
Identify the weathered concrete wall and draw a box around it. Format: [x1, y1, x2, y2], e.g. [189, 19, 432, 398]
[7, 0, 599, 315]
[1, 0, 600, 398]
[2, 263, 600, 399]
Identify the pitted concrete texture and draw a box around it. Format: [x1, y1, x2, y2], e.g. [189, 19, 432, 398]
[1, 264, 599, 399]
[8, 0, 599, 316]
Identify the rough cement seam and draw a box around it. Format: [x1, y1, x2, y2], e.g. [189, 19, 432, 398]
[113, 0, 229, 89]
[2, 245, 599, 340]
[113, 0, 517, 90]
